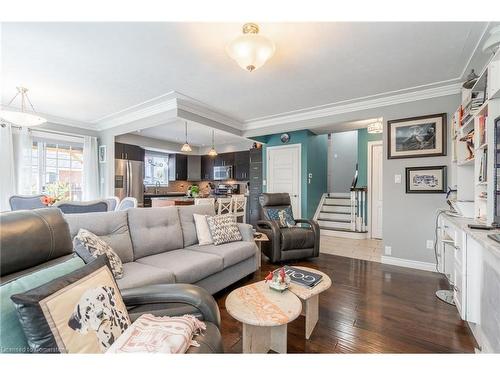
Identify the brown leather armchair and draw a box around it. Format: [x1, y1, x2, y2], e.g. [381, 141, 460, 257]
[256, 193, 320, 263]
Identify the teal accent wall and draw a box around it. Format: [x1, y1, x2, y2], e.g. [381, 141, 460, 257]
[356, 128, 383, 188]
[259, 130, 328, 219]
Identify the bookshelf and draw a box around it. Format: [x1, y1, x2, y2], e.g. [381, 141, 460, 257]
[452, 48, 500, 225]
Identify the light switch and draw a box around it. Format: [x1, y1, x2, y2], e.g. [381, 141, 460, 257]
[394, 174, 402, 184]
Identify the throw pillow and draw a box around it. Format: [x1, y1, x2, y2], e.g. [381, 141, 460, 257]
[206, 214, 242, 246]
[74, 229, 123, 279]
[264, 207, 296, 228]
[0, 257, 85, 354]
[193, 213, 213, 246]
[10, 256, 130, 353]
[106, 314, 206, 354]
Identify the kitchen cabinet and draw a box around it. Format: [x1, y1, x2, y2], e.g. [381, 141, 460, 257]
[215, 152, 235, 167]
[168, 153, 188, 181]
[234, 150, 250, 181]
[187, 155, 201, 181]
[115, 142, 145, 161]
[248, 148, 263, 226]
[201, 155, 214, 180]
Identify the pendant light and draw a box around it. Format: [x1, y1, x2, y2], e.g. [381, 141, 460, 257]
[180, 121, 192, 152]
[0, 86, 47, 127]
[208, 130, 218, 156]
[226, 23, 275, 72]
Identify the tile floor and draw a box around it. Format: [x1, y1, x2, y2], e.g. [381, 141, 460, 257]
[320, 235, 382, 262]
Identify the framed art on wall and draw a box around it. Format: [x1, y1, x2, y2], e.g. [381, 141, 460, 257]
[98, 145, 107, 163]
[388, 113, 447, 159]
[405, 166, 447, 194]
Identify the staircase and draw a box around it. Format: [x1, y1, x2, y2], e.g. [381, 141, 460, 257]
[314, 191, 368, 239]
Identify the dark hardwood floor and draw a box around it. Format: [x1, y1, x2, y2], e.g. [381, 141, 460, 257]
[213, 253, 477, 353]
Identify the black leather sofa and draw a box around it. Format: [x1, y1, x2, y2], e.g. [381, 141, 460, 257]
[256, 193, 320, 263]
[0, 208, 223, 353]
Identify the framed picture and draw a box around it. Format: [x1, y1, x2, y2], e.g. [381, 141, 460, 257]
[405, 166, 447, 194]
[98, 145, 107, 163]
[388, 113, 447, 159]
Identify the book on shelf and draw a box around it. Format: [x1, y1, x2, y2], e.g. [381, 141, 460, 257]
[274, 266, 323, 289]
[478, 115, 486, 146]
[478, 149, 488, 183]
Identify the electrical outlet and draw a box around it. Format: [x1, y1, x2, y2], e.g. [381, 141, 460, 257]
[394, 174, 402, 184]
[426, 240, 434, 249]
[384, 246, 392, 255]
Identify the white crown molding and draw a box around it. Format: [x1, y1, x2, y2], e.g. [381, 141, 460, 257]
[243, 82, 462, 132]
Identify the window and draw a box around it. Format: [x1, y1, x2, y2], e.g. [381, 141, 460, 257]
[144, 151, 169, 186]
[31, 139, 84, 201]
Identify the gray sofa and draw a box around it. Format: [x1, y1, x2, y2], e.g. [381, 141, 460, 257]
[65, 205, 259, 294]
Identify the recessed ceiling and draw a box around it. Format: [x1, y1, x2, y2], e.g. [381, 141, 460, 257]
[137, 119, 253, 147]
[1, 22, 490, 127]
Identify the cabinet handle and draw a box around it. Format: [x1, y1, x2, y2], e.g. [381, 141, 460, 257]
[125, 153, 128, 159]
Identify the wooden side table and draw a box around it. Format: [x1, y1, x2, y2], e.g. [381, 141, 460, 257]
[225, 281, 302, 353]
[287, 266, 332, 339]
[253, 232, 268, 268]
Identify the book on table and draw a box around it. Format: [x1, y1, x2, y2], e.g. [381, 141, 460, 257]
[273, 266, 323, 289]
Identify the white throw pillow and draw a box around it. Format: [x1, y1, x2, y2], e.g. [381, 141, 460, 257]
[193, 214, 213, 246]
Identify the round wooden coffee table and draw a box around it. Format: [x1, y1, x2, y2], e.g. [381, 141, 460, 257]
[287, 266, 332, 339]
[225, 280, 302, 353]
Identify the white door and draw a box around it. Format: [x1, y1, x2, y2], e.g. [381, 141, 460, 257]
[266, 144, 301, 218]
[369, 142, 383, 239]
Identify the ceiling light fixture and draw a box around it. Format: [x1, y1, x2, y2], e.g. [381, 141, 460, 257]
[180, 121, 192, 152]
[367, 119, 383, 134]
[0, 86, 47, 127]
[208, 130, 218, 157]
[226, 23, 275, 72]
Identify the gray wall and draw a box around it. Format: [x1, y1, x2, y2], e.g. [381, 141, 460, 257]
[330, 130, 358, 193]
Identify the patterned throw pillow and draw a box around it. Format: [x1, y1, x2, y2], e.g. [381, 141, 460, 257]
[206, 214, 242, 246]
[10, 256, 130, 353]
[106, 314, 206, 354]
[264, 207, 296, 228]
[74, 229, 124, 279]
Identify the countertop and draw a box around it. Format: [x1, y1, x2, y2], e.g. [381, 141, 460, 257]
[443, 213, 500, 259]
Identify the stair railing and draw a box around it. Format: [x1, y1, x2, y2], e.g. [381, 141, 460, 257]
[350, 187, 367, 232]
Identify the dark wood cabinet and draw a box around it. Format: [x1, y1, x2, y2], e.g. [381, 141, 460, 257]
[248, 148, 263, 227]
[168, 154, 188, 181]
[115, 142, 144, 161]
[201, 155, 215, 180]
[234, 150, 250, 181]
[214, 152, 235, 167]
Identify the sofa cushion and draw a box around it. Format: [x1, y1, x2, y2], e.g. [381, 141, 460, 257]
[206, 214, 242, 245]
[186, 241, 257, 269]
[0, 257, 85, 353]
[280, 227, 315, 251]
[74, 229, 124, 279]
[117, 262, 175, 290]
[136, 250, 223, 284]
[65, 211, 134, 263]
[127, 207, 183, 259]
[178, 205, 216, 247]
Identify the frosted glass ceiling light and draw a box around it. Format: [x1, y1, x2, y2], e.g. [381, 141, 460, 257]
[367, 119, 383, 134]
[226, 23, 275, 72]
[180, 121, 192, 152]
[0, 86, 47, 127]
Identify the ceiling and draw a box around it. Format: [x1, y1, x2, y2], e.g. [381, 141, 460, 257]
[1, 22, 492, 131]
[136, 119, 254, 147]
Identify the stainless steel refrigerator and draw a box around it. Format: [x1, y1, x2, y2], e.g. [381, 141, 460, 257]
[115, 159, 144, 207]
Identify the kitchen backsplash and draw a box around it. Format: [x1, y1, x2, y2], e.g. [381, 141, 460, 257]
[144, 180, 249, 195]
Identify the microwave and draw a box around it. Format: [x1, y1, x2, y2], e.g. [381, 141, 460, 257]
[214, 165, 233, 180]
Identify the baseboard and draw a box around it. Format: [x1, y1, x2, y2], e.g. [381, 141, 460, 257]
[381, 256, 436, 272]
[320, 229, 368, 239]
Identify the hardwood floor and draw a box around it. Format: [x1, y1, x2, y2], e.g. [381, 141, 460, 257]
[214, 253, 476, 353]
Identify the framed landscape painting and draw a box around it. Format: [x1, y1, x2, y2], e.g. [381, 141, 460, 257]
[388, 113, 447, 159]
[406, 166, 447, 194]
